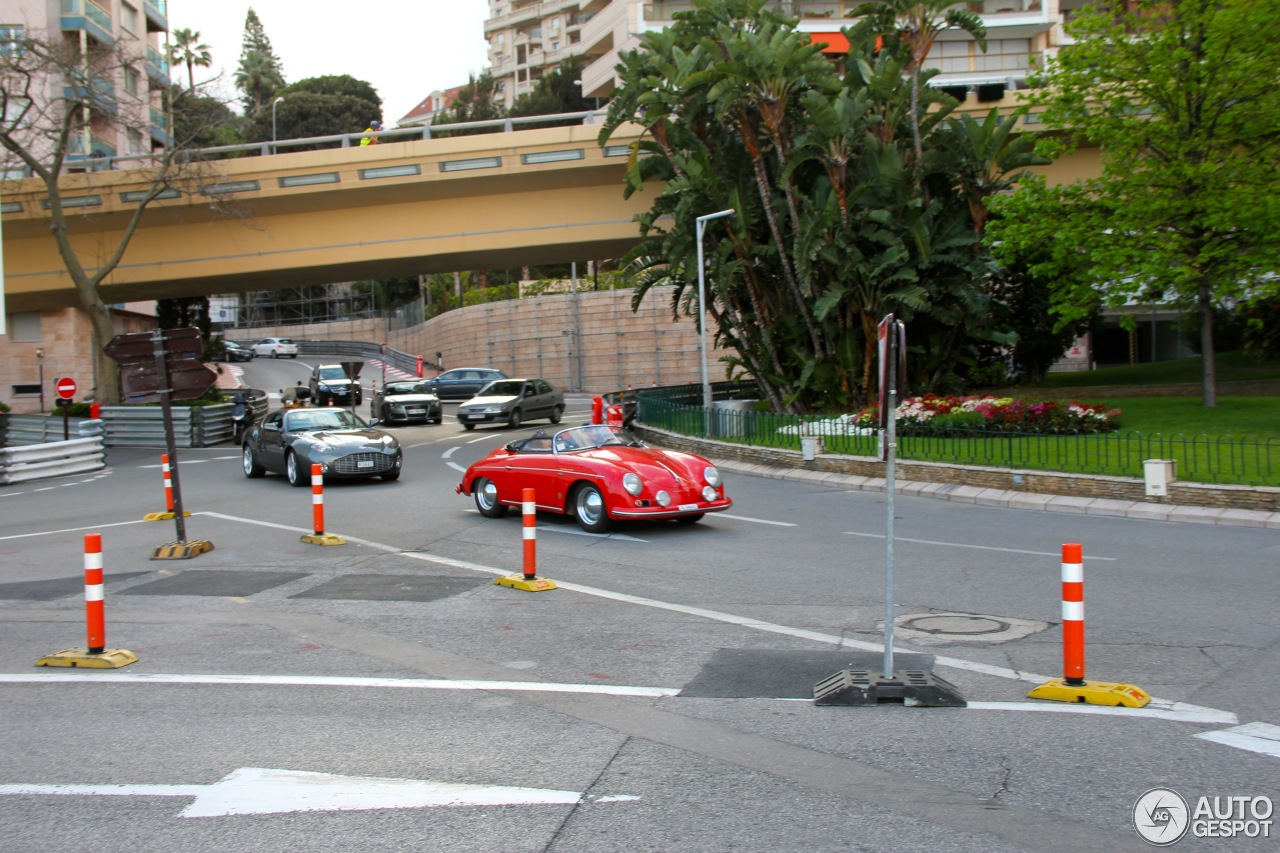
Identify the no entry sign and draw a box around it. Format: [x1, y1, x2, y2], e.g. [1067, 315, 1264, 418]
[55, 377, 78, 400]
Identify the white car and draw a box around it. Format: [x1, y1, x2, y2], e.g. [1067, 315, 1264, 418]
[251, 337, 299, 358]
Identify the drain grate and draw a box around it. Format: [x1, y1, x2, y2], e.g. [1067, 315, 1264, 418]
[890, 611, 1048, 644]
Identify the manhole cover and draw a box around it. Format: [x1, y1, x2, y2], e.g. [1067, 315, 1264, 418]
[890, 612, 1049, 645]
[902, 615, 1009, 635]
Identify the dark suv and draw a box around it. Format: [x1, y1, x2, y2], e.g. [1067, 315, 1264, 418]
[309, 364, 362, 407]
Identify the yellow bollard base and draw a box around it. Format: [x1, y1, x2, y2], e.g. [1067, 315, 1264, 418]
[151, 540, 215, 560]
[1028, 677, 1151, 708]
[301, 532, 346, 546]
[495, 574, 558, 592]
[35, 647, 139, 669]
[142, 511, 191, 521]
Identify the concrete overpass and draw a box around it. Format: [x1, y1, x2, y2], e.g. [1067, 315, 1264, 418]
[0, 121, 653, 312]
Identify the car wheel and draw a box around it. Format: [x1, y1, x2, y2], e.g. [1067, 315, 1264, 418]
[271, 351, 278, 359]
[432, 415, 443, 424]
[463, 422, 475, 431]
[242, 444, 265, 478]
[572, 483, 611, 533]
[550, 405, 563, 424]
[507, 408, 523, 429]
[286, 451, 308, 487]
[676, 514, 705, 525]
[382, 471, 401, 482]
[473, 477, 508, 518]
[290, 354, 297, 358]
[381, 405, 392, 423]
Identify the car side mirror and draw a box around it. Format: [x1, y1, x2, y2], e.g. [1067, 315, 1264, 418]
[504, 441, 521, 453]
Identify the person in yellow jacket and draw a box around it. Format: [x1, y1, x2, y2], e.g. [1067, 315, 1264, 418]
[360, 120, 381, 146]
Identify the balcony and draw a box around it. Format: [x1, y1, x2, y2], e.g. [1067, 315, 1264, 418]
[145, 45, 170, 87]
[143, 0, 168, 33]
[62, 74, 117, 114]
[149, 106, 172, 146]
[60, 0, 114, 47]
[67, 132, 117, 167]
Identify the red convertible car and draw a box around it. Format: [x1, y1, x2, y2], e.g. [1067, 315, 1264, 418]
[456, 424, 731, 532]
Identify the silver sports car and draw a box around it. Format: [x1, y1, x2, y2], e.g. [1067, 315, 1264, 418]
[242, 407, 403, 485]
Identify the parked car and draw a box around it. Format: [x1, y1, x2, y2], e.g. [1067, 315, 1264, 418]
[242, 407, 402, 485]
[456, 378, 564, 430]
[456, 424, 731, 532]
[218, 340, 255, 362]
[309, 363, 362, 407]
[372, 380, 442, 425]
[422, 367, 506, 400]
[251, 337, 299, 358]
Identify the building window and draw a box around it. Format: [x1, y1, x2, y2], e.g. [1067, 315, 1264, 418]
[3, 96, 31, 130]
[549, 16, 560, 32]
[0, 24, 25, 57]
[8, 311, 41, 342]
[120, 3, 139, 35]
[551, 41, 559, 51]
[124, 67, 139, 95]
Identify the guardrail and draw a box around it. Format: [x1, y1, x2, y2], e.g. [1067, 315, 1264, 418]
[0, 413, 104, 445]
[281, 340, 423, 377]
[0, 436, 105, 484]
[99, 403, 234, 448]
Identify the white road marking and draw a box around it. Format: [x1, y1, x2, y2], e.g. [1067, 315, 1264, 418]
[967, 701, 1236, 726]
[467, 435, 491, 444]
[442, 447, 460, 459]
[447, 461, 466, 473]
[720, 514, 797, 527]
[0, 766, 639, 817]
[0, 518, 150, 541]
[845, 532, 1118, 561]
[1193, 722, 1280, 757]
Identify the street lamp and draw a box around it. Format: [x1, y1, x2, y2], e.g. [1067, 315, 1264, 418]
[35, 347, 45, 413]
[271, 97, 284, 154]
[696, 208, 735, 434]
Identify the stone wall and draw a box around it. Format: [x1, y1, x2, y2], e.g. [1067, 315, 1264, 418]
[633, 426, 1280, 513]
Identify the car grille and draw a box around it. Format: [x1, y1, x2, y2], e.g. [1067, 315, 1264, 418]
[332, 452, 394, 474]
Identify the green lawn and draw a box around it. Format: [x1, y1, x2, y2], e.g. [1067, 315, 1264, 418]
[1039, 351, 1280, 389]
[1095, 396, 1280, 440]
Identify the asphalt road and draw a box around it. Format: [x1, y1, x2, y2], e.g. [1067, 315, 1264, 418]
[1, 360, 1277, 852]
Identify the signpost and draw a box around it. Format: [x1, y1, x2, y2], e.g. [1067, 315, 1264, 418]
[53, 376, 77, 440]
[104, 328, 216, 560]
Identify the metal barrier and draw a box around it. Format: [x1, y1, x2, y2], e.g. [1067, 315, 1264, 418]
[99, 404, 234, 448]
[0, 414, 104, 445]
[0, 436, 106, 484]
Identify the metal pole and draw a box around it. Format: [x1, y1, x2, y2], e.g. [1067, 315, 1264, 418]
[696, 209, 734, 436]
[571, 262, 582, 392]
[153, 331, 187, 545]
[36, 349, 44, 413]
[271, 97, 284, 154]
[883, 324, 899, 680]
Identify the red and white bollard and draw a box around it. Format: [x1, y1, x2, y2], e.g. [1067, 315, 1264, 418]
[84, 533, 106, 654]
[300, 464, 345, 545]
[522, 487, 538, 581]
[1060, 542, 1085, 685]
[161, 454, 175, 513]
[1027, 542, 1150, 707]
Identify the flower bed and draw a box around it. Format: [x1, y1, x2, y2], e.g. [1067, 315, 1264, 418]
[855, 394, 1123, 434]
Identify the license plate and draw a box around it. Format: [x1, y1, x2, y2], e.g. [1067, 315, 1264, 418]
[678, 503, 699, 511]
[463, 414, 480, 420]
[407, 408, 424, 415]
[358, 460, 374, 469]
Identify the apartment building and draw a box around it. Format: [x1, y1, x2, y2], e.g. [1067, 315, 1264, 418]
[0, 0, 172, 172]
[485, 0, 1078, 111]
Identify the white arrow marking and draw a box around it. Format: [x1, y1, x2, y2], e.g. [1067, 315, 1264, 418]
[0, 767, 639, 817]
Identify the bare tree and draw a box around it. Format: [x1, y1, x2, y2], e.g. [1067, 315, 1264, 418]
[0, 29, 224, 404]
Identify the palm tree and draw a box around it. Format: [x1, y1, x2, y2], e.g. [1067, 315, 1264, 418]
[847, 0, 986, 162]
[168, 27, 212, 94]
[235, 49, 284, 116]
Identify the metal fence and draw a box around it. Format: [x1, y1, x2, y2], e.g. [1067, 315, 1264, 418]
[0, 436, 105, 485]
[634, 388, 1280, 487]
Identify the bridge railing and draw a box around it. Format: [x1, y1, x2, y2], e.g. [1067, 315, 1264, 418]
[40, 110, 610, 173]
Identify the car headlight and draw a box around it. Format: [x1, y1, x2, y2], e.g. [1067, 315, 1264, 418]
[704, 466, 721, 487]
[655, 490, 671, 507]
[703, 485, 718, 502]
[622, 473, 643, 496]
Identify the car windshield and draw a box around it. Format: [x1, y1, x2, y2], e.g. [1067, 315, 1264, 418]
[479, 380, 524, 397]
[552, 425, 643, 452]
[285, 409, 366, 432]
[278, 339, 295, 345]
[318, 367, 346, 380]
[385, 383, 428, 395]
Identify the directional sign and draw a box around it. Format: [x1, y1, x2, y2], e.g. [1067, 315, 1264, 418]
[104, 327, 202, 365]
[54, 376, 77, 399]
[120, 360, 217, 402]
[0, 767, 639, 818]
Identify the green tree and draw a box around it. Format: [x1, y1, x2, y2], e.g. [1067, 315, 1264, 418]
[988, 0, 1280, 407]
[509, 57, 595, 123]
[236, 8, 285, 115]
[167, 27, 212, 94]
[431, 72, 504, 135]
[170, 89, 243, 151]
[244, 75, 381, 146]
[599, 0, 1032, 412]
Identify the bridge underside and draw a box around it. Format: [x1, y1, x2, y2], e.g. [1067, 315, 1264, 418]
[1, 125, 653, 312]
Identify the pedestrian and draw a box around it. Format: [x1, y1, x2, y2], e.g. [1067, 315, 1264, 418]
[360, 120, 381, 146]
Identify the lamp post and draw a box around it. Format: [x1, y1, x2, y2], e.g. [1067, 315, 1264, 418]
[35, 347, 45, 413]
[271, 97, 284, 154]
[696, 208, 735, 435]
